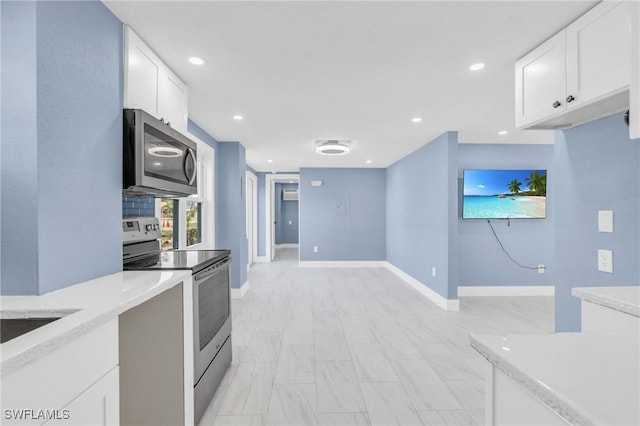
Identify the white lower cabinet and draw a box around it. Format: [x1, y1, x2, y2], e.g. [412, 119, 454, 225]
[0, 319, 119, 426]
[485, 362, 569, 426]
[44, 367, 119, 426]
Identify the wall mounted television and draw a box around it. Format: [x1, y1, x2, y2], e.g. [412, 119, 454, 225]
[462, 169, 547, 219]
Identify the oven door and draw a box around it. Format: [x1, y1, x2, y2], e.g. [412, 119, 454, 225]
[193, 256, 231, 385]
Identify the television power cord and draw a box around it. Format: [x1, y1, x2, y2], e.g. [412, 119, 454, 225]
[487, 219, 545, 272]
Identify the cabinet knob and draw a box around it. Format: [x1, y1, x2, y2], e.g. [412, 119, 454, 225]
[552, 101, 562, 108]
[566, 95, 575, 103]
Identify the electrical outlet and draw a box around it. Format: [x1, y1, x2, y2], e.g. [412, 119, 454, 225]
[538, 264, 545, 274]
[313, 246, 318, 253]
[432, 267, 436, 277]
[597, 249, 613, 273]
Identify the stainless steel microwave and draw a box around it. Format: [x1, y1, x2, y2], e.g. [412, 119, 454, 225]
[123, 108, 197, 197]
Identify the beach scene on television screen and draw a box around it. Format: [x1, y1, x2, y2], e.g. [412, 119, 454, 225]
[463, 169, 547, 219]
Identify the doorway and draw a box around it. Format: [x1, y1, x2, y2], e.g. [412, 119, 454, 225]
[265, 174, 299, 262]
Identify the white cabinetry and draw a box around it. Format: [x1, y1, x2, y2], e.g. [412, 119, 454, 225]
[516, 1, 632, 131]
[631, 0, 640, 139]
[1, 319, 119, 425]
[124, 26, 188, 134]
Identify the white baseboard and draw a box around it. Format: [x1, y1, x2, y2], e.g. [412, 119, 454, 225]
[299, 260, 387, 268]
[384, 262, 459, 311]
[457, 286, 555, 297]
[231, 280, 249, 299]
[276, 244, 299, 249]
[254, 256, 270, 263]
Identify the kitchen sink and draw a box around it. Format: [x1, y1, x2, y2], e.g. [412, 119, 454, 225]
[1, 310, 78, 344]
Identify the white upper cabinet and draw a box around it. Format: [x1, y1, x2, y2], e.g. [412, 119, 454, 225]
[124, 26, 188, 134]
[631, 0, 639, 140]
[515, 31, 567, 128]
[516, 1, 633, 131]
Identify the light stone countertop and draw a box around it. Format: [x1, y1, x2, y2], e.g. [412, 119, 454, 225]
[470, 332, 640, 426]
[0, 270, 191, 377]
[572, 286, 640, 317]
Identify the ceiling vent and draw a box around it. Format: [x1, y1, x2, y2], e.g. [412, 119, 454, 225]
[315, 139, 351, 156]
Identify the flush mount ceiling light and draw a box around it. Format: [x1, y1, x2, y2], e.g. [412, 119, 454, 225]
[315, 140, 351, 156]
[411, 117, 423, 123]
[148, 146, 183, 157]
[469, 63, 485, 71]
[188, 56, 204, 65]
[233, 115, 244, 120]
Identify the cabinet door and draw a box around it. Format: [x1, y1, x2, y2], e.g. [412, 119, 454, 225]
[566, 1, 632, 109]
[158, 67, 188, 134]
[44, 367, 119, 426]
[124, 27, 160, 116]
[631, 0, 639, 139]
[515, 31, 567, 128]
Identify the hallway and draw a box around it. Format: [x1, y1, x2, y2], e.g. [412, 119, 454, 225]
[200, 248, 554, 425]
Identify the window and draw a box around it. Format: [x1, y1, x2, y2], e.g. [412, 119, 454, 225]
[186, 200, 202, 247]
[156, 136, 213, 250]
[160, 199, 178, 250]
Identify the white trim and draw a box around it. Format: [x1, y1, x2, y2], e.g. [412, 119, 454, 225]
[246, 171, 258, 267]
[254, 256, 270, 263]
[231, 281, 249, 298]
[276, 244, 299, 249]
[384, 262, 460, 311]
[265, 173, 300, 263]
[299, 261, 387, 268]
[457, 286, 555, 297]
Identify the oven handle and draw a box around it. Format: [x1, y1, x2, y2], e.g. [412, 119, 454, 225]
[194, 257, 230, 282]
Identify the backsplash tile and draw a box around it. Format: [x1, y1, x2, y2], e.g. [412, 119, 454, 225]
[122, 195, 155, 218]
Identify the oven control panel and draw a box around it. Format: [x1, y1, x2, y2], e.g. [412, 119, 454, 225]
[122, 217, 161, 244]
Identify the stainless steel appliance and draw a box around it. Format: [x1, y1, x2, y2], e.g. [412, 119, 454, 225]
[123, 109, 198, 197]
[122, 217, 231, 424]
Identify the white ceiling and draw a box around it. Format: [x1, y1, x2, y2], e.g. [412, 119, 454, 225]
[104, 0, 597, 172]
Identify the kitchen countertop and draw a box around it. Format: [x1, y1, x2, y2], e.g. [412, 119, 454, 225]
[572, 286, 640, 318]
[0, 270, 191, 377]
[470, 332, 640, 426]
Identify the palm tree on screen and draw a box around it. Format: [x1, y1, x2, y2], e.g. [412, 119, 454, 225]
[526, 171, 546, 195]
[508, 179, 522, 195]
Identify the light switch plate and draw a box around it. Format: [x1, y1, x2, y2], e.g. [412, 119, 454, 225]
[597, 249, 613, 273]
[598, 210, 613, 232]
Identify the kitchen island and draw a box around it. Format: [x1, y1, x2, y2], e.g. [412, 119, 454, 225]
[1, 269, 195, 425]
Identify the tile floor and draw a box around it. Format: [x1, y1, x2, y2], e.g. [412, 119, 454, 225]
[199, 248, 554, 426]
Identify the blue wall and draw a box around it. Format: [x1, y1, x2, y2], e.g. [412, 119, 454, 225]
[275, 183, 299, 244]
[1, 1, 122, 295]
[1, 1, 39, 295]
[299, 168, 386, 261]
[554, 112, 639, 331]
[216, 143, 248, 289]
[458, 144, 555, 287]
[387, 132, 459, 299]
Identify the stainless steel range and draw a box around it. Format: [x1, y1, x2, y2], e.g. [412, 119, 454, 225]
[122, 217, 232, 424]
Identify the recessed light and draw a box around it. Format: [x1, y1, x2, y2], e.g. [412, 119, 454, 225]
[188, 56, 204, 65]
[365, 160, 372, 164]
[498, 130, 508, 135]
[411, 117, 422, 123]
[233, 115, 244, 121]
[469, 63, 485, 71]
[289, 181, 294, 183]
[267, 159, 273, 163]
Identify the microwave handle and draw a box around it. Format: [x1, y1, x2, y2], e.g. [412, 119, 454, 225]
[184, 148, 197, 185]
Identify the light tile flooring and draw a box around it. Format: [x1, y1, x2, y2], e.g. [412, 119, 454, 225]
[199, 248, 554, 426]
